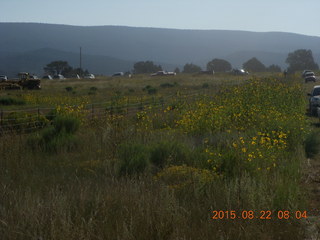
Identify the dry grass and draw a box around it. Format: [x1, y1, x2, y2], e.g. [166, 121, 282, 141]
[0, 73, 311, 239]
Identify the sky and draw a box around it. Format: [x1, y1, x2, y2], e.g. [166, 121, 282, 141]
[1, 0, 320, 37]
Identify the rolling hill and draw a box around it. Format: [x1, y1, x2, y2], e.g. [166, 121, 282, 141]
[1, 22, 320, 76]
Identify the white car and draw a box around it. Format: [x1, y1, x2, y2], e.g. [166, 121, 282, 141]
[84, 74, 95, 79]
[0, 75, 8, 82]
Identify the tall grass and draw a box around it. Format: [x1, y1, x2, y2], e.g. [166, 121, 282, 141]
[0, 75, 311, 239]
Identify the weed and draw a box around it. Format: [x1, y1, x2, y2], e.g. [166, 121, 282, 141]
[117, 142, 149, 176]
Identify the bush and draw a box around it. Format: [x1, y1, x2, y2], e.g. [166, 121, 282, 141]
[305, 130, 320, 158]
[65, 86, 73, 92]
[0, 97, 26, 105]
[202, 83, 209, 88]
[28, 114, 80, 153]
[142, 85, 152, 91]
[160, 83, 175, 88]
[90, 87, 98, 91]
[53, 115, 80, 134]
[117, 143, 149, 176]
[150, 141, 189, 168]
[147, 87, 157, 95]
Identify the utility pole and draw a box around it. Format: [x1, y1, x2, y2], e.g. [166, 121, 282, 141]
[80, 47, 82, 71]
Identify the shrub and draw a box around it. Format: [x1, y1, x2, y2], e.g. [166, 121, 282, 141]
[90, 87, 98, 91]
[0, 97, 26, 105]
[28, 114, 80, 153]
[305, 130, 320, 158]
[147, 87, 157, 95]
[53, 115, 80, 134]
[160, 83, 175, 88]
[117, 143, 149, 176]
[202, 83, 209, 88]
[143, 85, 152, 91]
[65, 86, 73, 92]
[150, 141, 189, 168]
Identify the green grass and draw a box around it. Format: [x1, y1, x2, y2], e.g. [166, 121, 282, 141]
[0, 73, 312, 239]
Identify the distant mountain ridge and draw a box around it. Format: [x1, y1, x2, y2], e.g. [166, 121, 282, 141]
[1, 22, 320, 76]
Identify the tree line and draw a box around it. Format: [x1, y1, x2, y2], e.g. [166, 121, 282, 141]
[43, 61, 89, 77]
[133, 49, 319, 74]
[44, 49, 319, 76]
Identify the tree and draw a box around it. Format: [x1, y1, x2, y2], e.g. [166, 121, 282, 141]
[182, 63, 202, 73]
[286, 49, 319, 73]
[133, 61, 162, 74]
[266, 64, 281, 72]
[44, 61, 72, 75]
[206, 58, 232, 72]
[174, 67, 180, 74]
[242, 57, 266, 72]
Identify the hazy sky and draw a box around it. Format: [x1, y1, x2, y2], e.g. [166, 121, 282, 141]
[1, 0, 320, 37]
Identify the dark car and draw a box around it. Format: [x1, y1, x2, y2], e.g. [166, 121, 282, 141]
[232, 69, 249, 75]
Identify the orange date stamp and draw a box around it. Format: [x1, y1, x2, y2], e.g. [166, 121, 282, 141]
[211, 210, 308, 220]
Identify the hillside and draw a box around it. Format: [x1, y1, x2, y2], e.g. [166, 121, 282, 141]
[1, 22, 320, 75]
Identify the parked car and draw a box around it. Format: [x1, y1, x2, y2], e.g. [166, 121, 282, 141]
[30, 75, 39, 80]
[232, 69, 249, 75]
[304, 72, 316, 83]
[112, 72, 124, 77]
[308, 85, 320, 115]
[0, 75, 8, 82]
[302, 70, 313, 78]
[150, 71, 176, 76]
[53, 74, 65, 80]
[42, 75, 53, 80]
[84, 74, 95, 79]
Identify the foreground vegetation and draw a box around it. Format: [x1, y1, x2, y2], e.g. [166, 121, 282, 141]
[0, 73, 315, 239]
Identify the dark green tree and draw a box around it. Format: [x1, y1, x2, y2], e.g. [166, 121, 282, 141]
[266, 64, 282, 72]
[182, 63, 202, 73]
[206, 58, 232, 72]
[174, 67, 180, 74]
[286, 49, 319, 73]
[133, 61, 162, 74]
[242, 57, 266, 72]
[44, 61, 72, 75]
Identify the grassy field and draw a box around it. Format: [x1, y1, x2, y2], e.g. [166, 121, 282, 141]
[0, 73, 317, 239]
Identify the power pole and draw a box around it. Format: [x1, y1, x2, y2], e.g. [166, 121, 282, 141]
[80, 47, 82, 71]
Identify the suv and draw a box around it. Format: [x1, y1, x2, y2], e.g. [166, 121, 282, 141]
[302, 70, 313, 77]
[304, 72, 316, 83]
[84, 74, 95, 79]
[308, 85, 320, 115]
[0, 75, 8, 82]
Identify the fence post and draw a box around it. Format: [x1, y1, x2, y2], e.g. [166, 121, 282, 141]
[0, 109, 3, 126]
[91, 104, 94, 120]
[127, 98, 129, 115]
